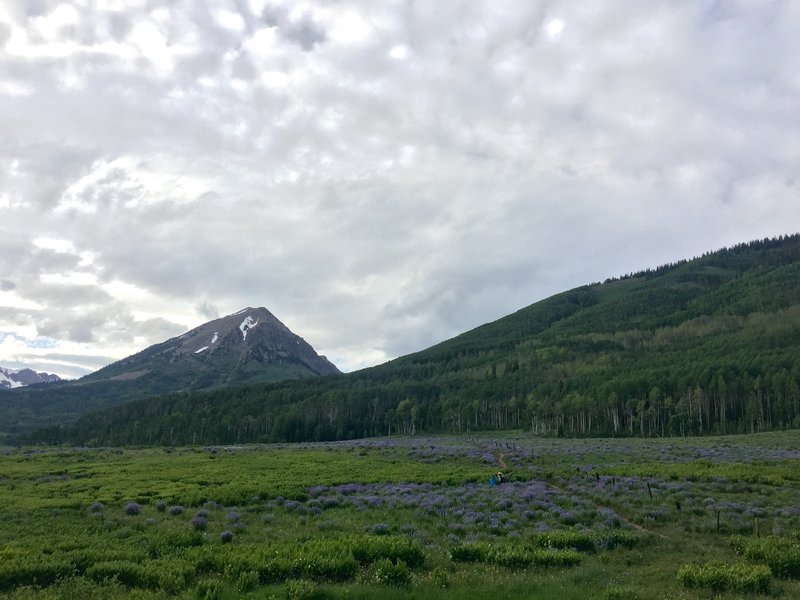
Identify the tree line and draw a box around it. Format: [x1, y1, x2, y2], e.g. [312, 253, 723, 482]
[22, 234, 800, 446]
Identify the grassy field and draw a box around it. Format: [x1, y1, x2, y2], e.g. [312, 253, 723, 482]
[1, 431, 799, 599]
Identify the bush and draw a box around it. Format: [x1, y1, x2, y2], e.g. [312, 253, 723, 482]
[349, 536, 425, 568]
[191, 516, 208, 531]
[236, 570, 259, 593]
[155, 500, 167, 512]
[373, 558, 411, 587]
[450, 543, 489, 563]
[677, 562, 771, 593]
[533, 531, 594, 552]
[532, 549, 582, 568]
[286, 578, 317, 599]
[599, 531, 639, 550]
[124, 502, 141, 516]
[169, 505, 184, 515]
[604, 584, 639, 600]
[0, 557, 75, 590]
[195, 578, 224, 600]
[449, 543, 580, 569]
[87, 561, 146, 587]
[731, 535, 800, 578]
[370, 522, 391, 535]
[220, 530, 234, 544]
[491, 546, 533, 569]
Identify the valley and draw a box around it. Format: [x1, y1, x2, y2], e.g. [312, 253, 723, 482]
[1, 431, 798, 598]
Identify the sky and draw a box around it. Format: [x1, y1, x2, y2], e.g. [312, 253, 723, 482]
[1, 1, 799, 379]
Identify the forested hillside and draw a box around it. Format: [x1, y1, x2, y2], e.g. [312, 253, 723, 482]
[0, 307, 336, 441]
[26, 235, 800, 446]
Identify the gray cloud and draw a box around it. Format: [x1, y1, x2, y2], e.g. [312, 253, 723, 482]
[1, 0, 798, 377]
[196, 301, 220, 321]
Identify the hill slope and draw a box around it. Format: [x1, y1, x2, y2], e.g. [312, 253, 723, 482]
[0, 308, 338, 439]
[26, 234, 800, 445]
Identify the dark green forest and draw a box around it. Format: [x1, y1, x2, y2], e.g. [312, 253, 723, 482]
[22, 234, 800, 446]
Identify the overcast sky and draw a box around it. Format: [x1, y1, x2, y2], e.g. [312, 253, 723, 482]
[1, 0, 799, 379]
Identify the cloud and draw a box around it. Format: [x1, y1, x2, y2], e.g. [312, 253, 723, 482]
[1, 0, 799, 378]
[196, 301, 220, 321]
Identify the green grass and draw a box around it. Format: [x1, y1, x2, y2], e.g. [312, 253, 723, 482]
[1, 431, 799, 598]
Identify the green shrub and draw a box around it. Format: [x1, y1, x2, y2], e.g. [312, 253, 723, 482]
[148, 530, 205, 557]
[145, 560, 195, 594]
[348, 535, 425, 568]
[599, 531, 639, 550]
[285, 578, 317, 599]
[194, 578, 224, 600]
[604, 584, 639, 600]
[236, 570, 259, 593]
[449, 543, 580, 569]
[491, 546, 533, 569]
[85, 559, 194, 592]
[86, 561, 146, 587]
[730, 535, 800, 579]
[533, 531, 595, 552]
[677, 562, 771, 593]
[0, 556, 75, 590]
[532, 549, 582, 568]
[372, 558, 411, 587]
[431, 566, 449, 589]
[449, 543, 490, 563]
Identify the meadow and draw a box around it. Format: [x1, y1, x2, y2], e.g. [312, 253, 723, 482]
[1, 431, 799, 599]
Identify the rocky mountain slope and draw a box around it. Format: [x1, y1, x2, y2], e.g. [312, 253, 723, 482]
[0, 307, 338, 439]
[0, 367, 61, 390]
[82, 307, 339, 385]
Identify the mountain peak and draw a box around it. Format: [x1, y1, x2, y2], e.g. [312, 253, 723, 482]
[0, 366, 62, 390]
[83, 306, 339, 387]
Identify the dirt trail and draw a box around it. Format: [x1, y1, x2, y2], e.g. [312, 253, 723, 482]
[546, 480, 669, 539]
[482, 441, 667, 539]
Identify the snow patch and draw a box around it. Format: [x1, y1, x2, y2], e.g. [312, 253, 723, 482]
[0, 369, 24, 389]
[211, 332, 218, 344]
[194, 346, 209, 354]
[239, 316, 259, 341]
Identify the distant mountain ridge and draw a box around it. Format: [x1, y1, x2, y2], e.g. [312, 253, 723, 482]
[0, 307, 338, 439]
[35, 233, 800, 446]
[0, 367, 61, 390]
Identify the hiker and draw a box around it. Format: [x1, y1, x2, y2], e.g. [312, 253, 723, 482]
[488, 471, 505, 486]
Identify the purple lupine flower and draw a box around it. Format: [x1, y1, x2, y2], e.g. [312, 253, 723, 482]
[284, 500, 302, 512]
[370, 522, 391, 535]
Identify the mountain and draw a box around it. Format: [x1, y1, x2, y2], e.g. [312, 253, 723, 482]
[0, 367, 61, 390]
[0, 308, 338, 440]
[28, 234, 800, 447]
[81, 307, 339, 386]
